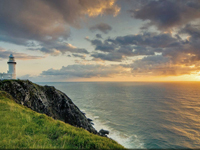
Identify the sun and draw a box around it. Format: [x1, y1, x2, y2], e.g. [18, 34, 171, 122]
[194, 75, 200, 81]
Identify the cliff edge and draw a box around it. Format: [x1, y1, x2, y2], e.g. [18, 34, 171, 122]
[0, 79, 96, 134]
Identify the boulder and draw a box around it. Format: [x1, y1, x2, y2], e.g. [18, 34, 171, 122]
[99, 129, 109, 136]
[87, 118, 93, 122]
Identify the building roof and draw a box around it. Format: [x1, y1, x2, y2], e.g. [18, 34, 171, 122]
[9, 54, 14, 58]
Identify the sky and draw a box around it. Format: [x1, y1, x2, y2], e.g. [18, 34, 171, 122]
[0, 0, 200, 82]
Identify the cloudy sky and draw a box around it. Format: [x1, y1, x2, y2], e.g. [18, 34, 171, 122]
[0, 0, 200, 82]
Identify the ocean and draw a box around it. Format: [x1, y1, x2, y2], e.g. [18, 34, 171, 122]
[37, 82, 200, 149]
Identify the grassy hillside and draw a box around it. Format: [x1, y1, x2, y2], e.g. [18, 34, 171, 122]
[0, 91, 124, 149]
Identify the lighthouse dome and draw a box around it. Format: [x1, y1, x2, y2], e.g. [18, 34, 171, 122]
[9, 54, 14, 58]
[8, 54, 16, 63]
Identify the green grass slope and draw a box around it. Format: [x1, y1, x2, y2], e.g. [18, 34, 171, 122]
[0, 91, 124, 149]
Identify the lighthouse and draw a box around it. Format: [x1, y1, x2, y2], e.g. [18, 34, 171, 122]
[7, 54, 17, 79]
[0, 54, 17, 80]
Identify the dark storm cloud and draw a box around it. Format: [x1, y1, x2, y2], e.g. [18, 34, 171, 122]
[89, 23, 112, 34]
[108, 32, 177, 48]
[129, 0, 200, 30]
[129, 46, 155, 55]
[0, 48, 44, 60]
[180, 24, 200, 38]
[41, 64, 128, 78]
[91, 45, 156, 62]
[0, 0, 119, 55]
[96, 34, 102, 39]
[91, 52, 123, 62]
[89, 32, 178, 61]
[90, 39, 117, 52]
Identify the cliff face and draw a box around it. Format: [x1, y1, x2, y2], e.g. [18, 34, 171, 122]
[0, 80, 97, 134]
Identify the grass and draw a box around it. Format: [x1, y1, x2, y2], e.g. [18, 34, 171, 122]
[0, 91, 125, 149]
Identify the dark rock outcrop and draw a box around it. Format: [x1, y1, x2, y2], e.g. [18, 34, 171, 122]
[0, 79, 97, 134]
[87, 118, 93, 122]
[99, 129, 109, 136]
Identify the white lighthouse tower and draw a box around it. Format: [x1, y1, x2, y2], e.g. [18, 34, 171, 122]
[7, 54, 16, 79]
[0, 54, 17, 80]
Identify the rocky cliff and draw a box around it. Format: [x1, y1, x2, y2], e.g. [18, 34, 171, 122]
[0, 79, 97, 134]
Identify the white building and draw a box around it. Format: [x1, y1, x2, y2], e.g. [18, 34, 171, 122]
[0, 54, 17, 80]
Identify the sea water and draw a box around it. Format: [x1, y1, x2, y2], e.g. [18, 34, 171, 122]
[37, 82, 200, 149]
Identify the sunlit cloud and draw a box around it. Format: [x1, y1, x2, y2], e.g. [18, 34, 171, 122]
[0, 0, 120, 55]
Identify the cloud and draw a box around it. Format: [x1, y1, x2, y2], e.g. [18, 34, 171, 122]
[88, 28, 200, 77]
[41, 64, 129, 78]
[72, 54, 86, 59]
[38, 55, 200, 79]
[179, 24, 200, 38]
[113, 26, 200, 76]
[89, 23, 112, 34]
[91, 45, 155, 62]
[88, 32, 178, 61]
[108, 32, 177, 48]
[126, 55, 200, 76]
[161, 24, 200, 66]
[92, 32, 178, 52]
[90, 39, 117, 52]
[28, 43, 89, 56]
[0, 48, 45, 60]
[91, 52, 123, 62]
[96, 34, 102, 39]
[0, 0, 120, 55]
[129, 0, 200, 30]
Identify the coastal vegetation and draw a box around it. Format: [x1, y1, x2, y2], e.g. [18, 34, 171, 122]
[0, 90, 124, 149]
